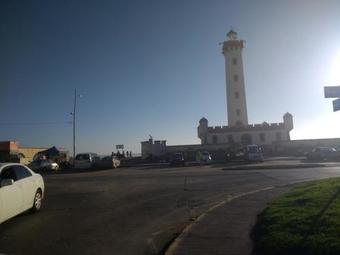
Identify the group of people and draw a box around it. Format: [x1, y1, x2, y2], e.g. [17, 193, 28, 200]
[113, 150, 132, 159]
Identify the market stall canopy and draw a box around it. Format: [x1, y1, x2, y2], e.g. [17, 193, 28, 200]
[36, 146, 60, 158]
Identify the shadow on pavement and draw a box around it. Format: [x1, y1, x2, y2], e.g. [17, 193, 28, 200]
[35, 167, 117, 176]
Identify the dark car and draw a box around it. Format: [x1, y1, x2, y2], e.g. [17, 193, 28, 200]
[169, 152, 186, 166]
[307, 147, 339, 161]
[98, 156, 121, 169]
[226, 148, 246, 162]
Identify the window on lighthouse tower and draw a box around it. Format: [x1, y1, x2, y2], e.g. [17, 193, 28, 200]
[232, 58, 237, 65]
[234, 75, 238, 82]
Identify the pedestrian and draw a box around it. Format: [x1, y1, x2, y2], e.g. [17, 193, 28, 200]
[196, 151, 203, 166]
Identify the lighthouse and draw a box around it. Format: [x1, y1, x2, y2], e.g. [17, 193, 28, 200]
[222, 30, 248, 127]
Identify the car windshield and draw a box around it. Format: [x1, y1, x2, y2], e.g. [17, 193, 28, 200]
[76, 154, 90, 160]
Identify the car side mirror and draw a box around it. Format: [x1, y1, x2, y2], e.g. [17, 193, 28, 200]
[0, 179, 14, 188]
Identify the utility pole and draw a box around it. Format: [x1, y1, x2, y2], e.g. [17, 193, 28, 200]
[73, 88, 77, 162]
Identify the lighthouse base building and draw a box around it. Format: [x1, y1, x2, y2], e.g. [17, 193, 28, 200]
[197, 114, 293, 148]
[141, 113, 295, 160]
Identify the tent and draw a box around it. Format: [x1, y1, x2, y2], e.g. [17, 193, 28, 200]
[34, 146, 60, 160]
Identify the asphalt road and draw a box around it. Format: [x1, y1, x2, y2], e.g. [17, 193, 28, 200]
[1, 165, 340, 255]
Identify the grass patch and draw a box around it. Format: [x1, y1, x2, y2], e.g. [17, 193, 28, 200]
[253, 178, 340, 255]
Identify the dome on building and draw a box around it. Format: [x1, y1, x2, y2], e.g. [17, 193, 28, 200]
[199, 117, 208, 124]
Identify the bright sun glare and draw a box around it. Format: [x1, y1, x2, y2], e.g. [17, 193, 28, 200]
[328, 51, 340, 85]
[292, 51, 340, 140]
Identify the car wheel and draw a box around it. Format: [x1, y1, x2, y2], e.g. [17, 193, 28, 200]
[31, 190, 43, 212]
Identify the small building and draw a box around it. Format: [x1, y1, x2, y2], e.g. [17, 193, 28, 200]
[0, 141, 68, 164]
[0, 141, 46, 164]
[141, 138, 167, 159]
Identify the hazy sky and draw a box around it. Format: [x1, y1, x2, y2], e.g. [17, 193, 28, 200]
[1, 0, 340, 154]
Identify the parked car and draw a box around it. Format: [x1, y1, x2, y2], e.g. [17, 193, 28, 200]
[245, 144, 264, 162]
[226, 148, 246, 162]
[226, 145, 264, 163]
[98, 156, 121, 169]
[28, 159, 59, 172]
[197, 151, 212, 164]
[170, 152, 186, 166]
[57, 160, 72, 170]
[74, 153, 100, 169]
[307, 147, 339, 161]
[0, 163, 45, 224]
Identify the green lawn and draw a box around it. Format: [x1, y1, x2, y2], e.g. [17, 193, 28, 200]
[253, 178, 340, 255]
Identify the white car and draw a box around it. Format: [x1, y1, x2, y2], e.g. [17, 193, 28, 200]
[201, 151, 212, 163]
[29, 159, 59, 171]
[74, 153, 100, 169]
[0, 163, 45, 224]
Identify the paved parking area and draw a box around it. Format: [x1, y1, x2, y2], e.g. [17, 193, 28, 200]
[1, 165, 340, 255]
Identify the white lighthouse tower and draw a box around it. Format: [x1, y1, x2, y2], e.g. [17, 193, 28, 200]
[222, 30, 248, 126]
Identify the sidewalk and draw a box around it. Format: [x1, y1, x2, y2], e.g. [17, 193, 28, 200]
[222, 160, 340, 170]
[165, 186, 291, 255]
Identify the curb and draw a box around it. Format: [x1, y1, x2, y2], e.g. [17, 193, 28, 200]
[222, 164, 327, 171]
[164, 186, 275, 255]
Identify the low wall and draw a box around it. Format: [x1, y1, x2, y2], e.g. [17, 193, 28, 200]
[144, 138, 340, 162]
[166, 143, 239, 161]
[274, 138, 340, 156]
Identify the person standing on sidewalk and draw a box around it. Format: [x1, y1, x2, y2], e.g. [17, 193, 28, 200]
[196, 151, 203, 166]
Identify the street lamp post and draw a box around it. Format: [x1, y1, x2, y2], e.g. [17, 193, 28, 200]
[73, 88, 77, 161]
[72, 89, 82, 162]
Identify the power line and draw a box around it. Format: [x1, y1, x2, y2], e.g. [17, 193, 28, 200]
[0, 121, 72, 126]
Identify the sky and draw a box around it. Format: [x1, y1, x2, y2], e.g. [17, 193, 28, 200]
[1, 0, 340, 155]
